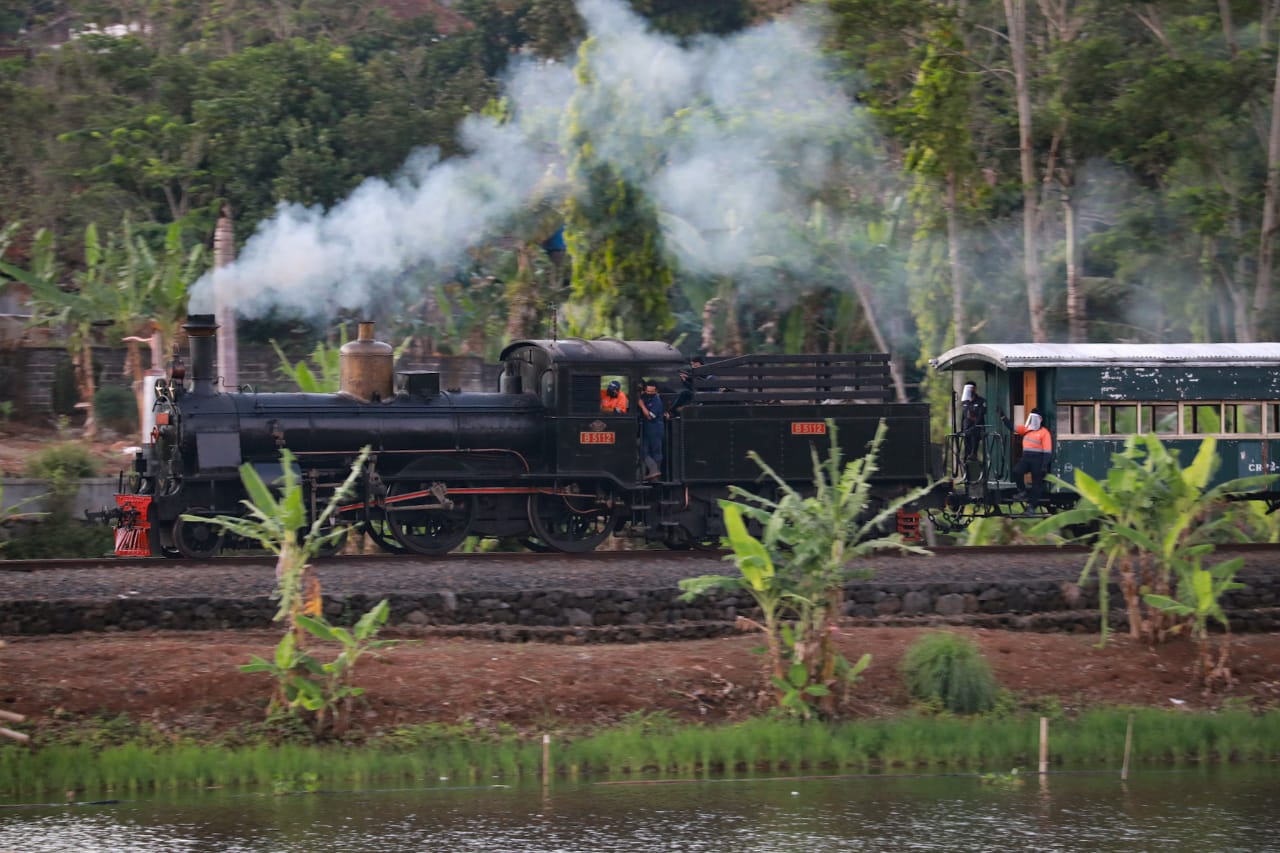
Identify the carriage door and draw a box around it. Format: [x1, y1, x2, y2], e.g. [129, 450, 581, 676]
[556, 371, 639, 482]
[1007, 370, 1040, 472]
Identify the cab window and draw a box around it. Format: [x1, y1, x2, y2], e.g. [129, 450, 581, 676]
[569, 374, 631, 415]
[540, 370, 555, 408]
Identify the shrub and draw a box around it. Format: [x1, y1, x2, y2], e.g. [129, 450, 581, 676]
[93, 385, 138, 435]
[23, 442, 101, 517]
[900, 632, 999, 715]
[1, 516, 114, 558]
[24, 442, 100, 480]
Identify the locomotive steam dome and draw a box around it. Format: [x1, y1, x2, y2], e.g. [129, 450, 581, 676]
[340, 321, 394, 402]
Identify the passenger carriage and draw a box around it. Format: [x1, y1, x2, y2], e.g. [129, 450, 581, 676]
[930, 342, 1280, 530]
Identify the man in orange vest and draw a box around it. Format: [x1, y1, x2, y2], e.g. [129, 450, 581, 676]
[1000, 408, 1053, 504]
[600, 379, 628, 414]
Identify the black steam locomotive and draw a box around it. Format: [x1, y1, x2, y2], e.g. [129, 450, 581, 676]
[106, 315, 940, 557]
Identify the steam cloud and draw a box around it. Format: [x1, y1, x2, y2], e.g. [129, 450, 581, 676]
[188, 0, 874, 320]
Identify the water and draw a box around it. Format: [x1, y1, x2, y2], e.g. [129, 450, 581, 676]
[2, 766, 1277, 852]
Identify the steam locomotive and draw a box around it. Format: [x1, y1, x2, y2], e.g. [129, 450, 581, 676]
[105, 315, 941, 557]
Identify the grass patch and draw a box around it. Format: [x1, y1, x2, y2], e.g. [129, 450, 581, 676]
[3, 708, 1278, 798]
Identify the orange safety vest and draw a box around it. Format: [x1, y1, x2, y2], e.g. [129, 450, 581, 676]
[1015, 425, 1053, 453]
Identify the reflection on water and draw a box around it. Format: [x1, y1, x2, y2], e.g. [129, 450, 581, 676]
[2, 765, 1277, 853]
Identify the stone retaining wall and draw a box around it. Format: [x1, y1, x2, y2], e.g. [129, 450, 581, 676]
[2, 575, 1276, 639]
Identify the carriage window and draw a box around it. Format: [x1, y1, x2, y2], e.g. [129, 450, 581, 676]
[1152, 405, 1179, 435]
[1099, 404, 1137, 435]
[1270, 404, 1280, 434]
[1224, 403, 1262, 434]
[1188, 404, 1222, 435]
[1057, 404, 1095, 435]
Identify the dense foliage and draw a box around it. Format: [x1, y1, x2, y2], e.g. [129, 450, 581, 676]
[4, 0, 1280, 382]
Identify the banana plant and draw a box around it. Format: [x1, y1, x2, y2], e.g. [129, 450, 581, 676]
[1143, 554, 1245, 688]
[678, 501, 788, 687]
[681, 419, 929, 718]
[190, 447, 395, 737]
[0, 226, 124, 439]
[129, 221, 208, 367]
[1032, 434, 1274, 647]
[272, 330, 346, 393]
[272, 327, 411, 393]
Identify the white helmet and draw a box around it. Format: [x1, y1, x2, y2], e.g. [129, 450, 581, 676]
[1025, 412, 1042, 431]
[961, 383, 975, 403]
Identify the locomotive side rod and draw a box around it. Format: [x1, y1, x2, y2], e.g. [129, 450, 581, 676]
[338, 485, 603, 514]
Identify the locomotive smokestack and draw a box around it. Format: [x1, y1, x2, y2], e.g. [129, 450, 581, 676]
[183, 314, 220, 396]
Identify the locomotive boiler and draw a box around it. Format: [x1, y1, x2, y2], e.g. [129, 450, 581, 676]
[107, 315, 942, 557]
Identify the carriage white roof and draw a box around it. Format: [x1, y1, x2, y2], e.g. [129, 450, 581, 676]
[930, 343, 1280, 371]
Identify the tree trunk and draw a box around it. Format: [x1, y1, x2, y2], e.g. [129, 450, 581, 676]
[946, 172, 967, 347]
[75, 339, 97, 441]
[1063, 187, 1085, 342]
[1254, 34, 1280, 339]
[1004, 0, 1048, 341]
[802, 292, 823, 352]
[504, 244, 540, 342]
[847, 267, 909, 403]
[701, 278, 744, 357]
[1218, 0, 1238, 57]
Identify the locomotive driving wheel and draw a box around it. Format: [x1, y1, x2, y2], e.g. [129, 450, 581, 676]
[526, 490, 615, 553]
[171, 510, 225, 559]
[383, 472, 475, 555]
[360, 510, 408, 555]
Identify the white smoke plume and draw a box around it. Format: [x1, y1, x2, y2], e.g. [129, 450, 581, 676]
[188, 0, 872, 319]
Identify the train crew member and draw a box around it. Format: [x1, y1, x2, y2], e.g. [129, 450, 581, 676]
[960, 382, 987, 460]
[601, 379, 628, 414]
[638, 379, 665, 480]
[999, 407, 1052, 504]
[667, 357, 703, 418]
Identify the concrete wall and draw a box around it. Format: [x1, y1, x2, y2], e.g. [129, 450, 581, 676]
[0, 477, 119, 518]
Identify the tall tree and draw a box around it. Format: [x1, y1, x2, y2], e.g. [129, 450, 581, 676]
[1004, 0, 1048, 341]
[1255, 31, 1280, 339]
[561, 37, 675, 340]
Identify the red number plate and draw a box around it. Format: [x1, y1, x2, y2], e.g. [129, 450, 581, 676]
[790, 422, 827, 435]
[580, 431, 616, 445]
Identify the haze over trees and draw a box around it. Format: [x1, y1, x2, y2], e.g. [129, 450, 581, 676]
[3, 0, 1280, 397]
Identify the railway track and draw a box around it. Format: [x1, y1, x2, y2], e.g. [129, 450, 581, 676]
[0, 547, 734, 573]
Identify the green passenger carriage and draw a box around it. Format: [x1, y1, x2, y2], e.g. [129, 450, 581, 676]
[930, 343, 1280, 530]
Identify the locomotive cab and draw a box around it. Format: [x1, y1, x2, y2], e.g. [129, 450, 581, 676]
[499, 338, 687, 487]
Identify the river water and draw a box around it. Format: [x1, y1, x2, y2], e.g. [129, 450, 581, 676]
[2, 765, 1277, 852]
